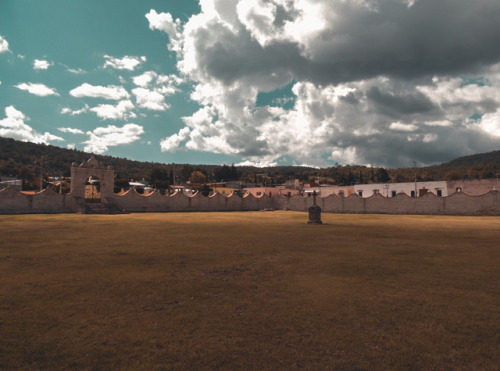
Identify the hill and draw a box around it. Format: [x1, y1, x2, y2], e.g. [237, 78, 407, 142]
[419, 150, 500, 181]
[0, 137, 314, 190]
[0, 137, 499, 190]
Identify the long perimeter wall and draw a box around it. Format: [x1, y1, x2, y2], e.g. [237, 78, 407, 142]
[1, 187, 499, 216]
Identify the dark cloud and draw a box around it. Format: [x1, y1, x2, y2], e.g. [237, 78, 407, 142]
[152, 0, 500, 167]
[337, 126, 500, 168]
[366, 87, 437, 116]
[192, 0, 500, 87]
[302, 0, 500, 84]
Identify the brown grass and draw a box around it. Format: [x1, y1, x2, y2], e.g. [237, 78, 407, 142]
[0, 212, 499, 370]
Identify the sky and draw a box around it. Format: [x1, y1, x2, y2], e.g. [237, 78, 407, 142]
[1, 0, 500, 169]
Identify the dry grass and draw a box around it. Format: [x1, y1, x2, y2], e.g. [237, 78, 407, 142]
[0, 212, 499, 370]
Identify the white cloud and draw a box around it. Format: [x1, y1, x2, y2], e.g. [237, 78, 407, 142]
[424, 120, 453, 127]
[132, 88, 170, 111]
[33, 59, 53, 70]
[478, 109, 500, 137]
[58, 127, 85, 135]
[0, 106, 63, 144]
[70, 83, 130, 100]
[67, 67, 86, 74]
[236, 0, 278, 47]
[0, 35, 10, 53]
[82, 123, 144, 154]
[103, 55, 146, 71]
[89, 100, 136, 120]
[60, 105, 89, 116]
[160, 127, 191, 152]
[145, 10, 182, 52]
[133, 71, 155, 87]
[132, 70, 182, 90]
[15, 82, 59, 96]
[131, 71, 182, 111]
[61, 100, 136, 120]
[67, 143, 76, 149]
[389, 122, 418, 132]
[423, 133, 438, 143]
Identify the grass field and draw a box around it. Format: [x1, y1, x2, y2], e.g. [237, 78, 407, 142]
[1, 211, 499, 370]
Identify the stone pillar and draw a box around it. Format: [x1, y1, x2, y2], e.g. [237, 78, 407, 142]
[308, 205, 323, 224]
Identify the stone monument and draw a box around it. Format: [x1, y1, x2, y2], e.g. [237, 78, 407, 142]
[307, 191, 323, 224]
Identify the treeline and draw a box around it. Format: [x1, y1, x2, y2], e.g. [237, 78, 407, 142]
[1, 137, 499, 191]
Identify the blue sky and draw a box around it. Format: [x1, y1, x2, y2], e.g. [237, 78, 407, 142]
[1, 0, 500, 168]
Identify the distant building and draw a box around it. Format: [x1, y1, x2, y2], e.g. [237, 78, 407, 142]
[304, 185, 355, 198]
[303, 181, 448, 198]
[0, 176, 22, 191]
[355, 181, 448, 198]
[284, 179, 302, 190]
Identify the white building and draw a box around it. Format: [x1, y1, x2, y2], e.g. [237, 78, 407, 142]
[354, 181, 448, 198]
[0, 176, 22, 191]
[304, 181, 448, 198]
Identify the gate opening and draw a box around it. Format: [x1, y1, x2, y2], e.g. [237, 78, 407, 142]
[85, 176, 101, 203]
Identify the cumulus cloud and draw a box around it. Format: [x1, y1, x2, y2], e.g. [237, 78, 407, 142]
[60, 105, 89, 116]
[160, 127, 191, 152]
[148, 0, 500, 167]
[89, 100, 136, 120]
[0, 35, 10, 53]
[82, 123, 144, 154]
[131, 71, 182, 111]
[103, 55, 146, 71]
[58, 127, 85, 135]
[33, 59, 53, 70]
[390, 122, 418, 132]
[15, 82, 59, 96]
[132, 88, 170, 111]
[0, 106, 63, 144]
[478, 109, 500, 137]
[70, 83, 130, 100]
[145, 10, 182, 52]
[132, 70, 182, 92]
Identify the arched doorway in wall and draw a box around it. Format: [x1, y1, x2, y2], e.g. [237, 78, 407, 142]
[70, 157, 115, 203]
[85, 176, 101, 203]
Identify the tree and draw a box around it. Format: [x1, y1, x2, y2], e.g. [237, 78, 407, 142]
[150, 166, 169, 182]
[115, 178, 130, 188]
[189, 171, 206, 184]
[169, 168, 174, 184]
[214, 164, 240, 182]
[180, 165, 194, 182]
[199, 184, 211, 196]
[375, 168, 390, 183]
[347, 169, 355, 185]
[149, 166, 170, 190]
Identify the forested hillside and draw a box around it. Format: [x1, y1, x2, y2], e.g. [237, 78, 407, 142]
[1, 137, 498, 191]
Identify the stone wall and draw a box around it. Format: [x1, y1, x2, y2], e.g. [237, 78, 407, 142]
[1, 187, 499, 216]
[0, 188, 74, 214]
